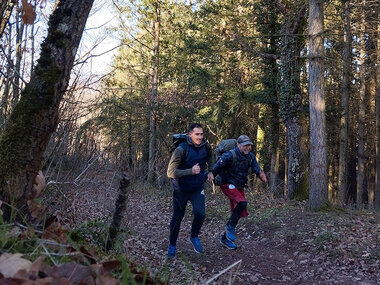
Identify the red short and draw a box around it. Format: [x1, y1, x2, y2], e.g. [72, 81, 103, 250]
[220, 184, 248, 217]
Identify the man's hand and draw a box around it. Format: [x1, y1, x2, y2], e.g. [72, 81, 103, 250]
[207, 172, 214, 182]
[259, 171, 267, 183]
[192, 163, 201, 174]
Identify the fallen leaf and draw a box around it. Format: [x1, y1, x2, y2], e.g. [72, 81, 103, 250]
[27, 199, 46, 218]
[0, 253, 32, 278]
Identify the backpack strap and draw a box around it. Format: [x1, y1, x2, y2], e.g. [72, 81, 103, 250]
[178, 142, 189, 164]
[229, 149, 252, 168]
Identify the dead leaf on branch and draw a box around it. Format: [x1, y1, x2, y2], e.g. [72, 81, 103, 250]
[22, 0, 36, 25]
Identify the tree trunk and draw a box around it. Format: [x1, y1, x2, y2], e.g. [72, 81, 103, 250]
[0, 0, 16, 39]
[278, 3, 307, 200]
[308, 0, 328, 211]
[1, 26, 13, 128]
[356, 2, 367, 207]
[270, 104, 281, 197]
[12, 3, 25, 107]
[338, 0, 351, 207]
[147, 0, 160, 182]
[106, 171, 131, 251]
[376, 0, 380, 211]
[0, 0, 94, 219]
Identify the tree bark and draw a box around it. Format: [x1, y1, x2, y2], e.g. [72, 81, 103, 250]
[277, 2, 308, 200]
[376, 0, 380, 211]
[308, 0, 328, 211]
[0, 0, 16, 39]
[12, 3, 25, 107]
[147, 0, 160, 182]
[1, 26, 13, 128]
[338, 0, 351, 207]
[356, 1, 367, 207]
[106, 171, 130, 251]
[0, 0, 94, 219]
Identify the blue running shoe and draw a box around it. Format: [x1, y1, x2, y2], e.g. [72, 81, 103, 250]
[167, 244, 176, 259]
[189, 237, 204, 253]
[226, 224, 236, 242]
[220, 233, 237, 250]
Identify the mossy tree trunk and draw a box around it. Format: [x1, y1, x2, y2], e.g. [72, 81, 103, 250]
[276, 2, 308, 200]
[0, 0, 94, 219]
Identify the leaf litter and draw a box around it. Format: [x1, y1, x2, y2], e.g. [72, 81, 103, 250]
[1, 180, 378, 284]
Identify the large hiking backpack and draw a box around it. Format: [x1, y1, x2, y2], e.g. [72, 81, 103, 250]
[215, 139, 237, 161]
[213, 138, 252, 186]
[170, 134, 190, 163]
[170, 133, 211, 162]
[170, 134, 188, 153]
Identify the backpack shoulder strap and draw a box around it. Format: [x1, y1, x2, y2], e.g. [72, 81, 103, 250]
[230, 149, 237, 163]
[230, 149, 252, 167]
[178, 142, 189, 163]
[226, 149, 237, 168]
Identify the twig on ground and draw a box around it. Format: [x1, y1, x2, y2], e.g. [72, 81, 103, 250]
[204, 259, 242, 285]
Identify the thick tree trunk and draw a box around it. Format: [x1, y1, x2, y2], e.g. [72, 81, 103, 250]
[279, 39, 307, 199]
[147, 0, 160, 182]
[356, 3, 367, 207]
[338, 0, 351, 206]
[376, 0, 380, 211]
[308, 0, 328, 211]
[0, 0, 94, 219]
[284, 117, 305, 200]
[277, 2, 308, 200]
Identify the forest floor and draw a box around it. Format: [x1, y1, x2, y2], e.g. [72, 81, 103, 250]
[119, 182, 380, 285]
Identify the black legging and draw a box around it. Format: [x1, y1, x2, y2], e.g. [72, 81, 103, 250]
[227, 201, 247, 228]
[169, 188, 205, 246]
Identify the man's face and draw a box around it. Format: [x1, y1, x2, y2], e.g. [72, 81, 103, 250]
[189, 127, 204, 146]
[237, 143, 252, 155]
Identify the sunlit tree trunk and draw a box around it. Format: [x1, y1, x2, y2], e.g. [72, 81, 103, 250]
[12, 3, 25, 107]
[309, 0, 328, 211]
[0, 0, 16, 38]
[338, 0, 351, 207]
[0, 0, 94, 220]
[147, 0, 160, 182]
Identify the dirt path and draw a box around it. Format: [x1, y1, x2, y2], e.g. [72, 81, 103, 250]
[122, 186, 379, 285]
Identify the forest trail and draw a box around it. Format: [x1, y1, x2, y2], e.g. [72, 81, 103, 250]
[122, 185, 379, 285]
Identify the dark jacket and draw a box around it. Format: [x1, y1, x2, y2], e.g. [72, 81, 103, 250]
[167, 136, 212, 192]
[212, 146, 261, 189]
